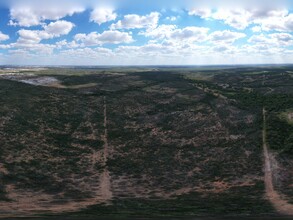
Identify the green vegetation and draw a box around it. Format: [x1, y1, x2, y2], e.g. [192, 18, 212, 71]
[0, 65, 292, 217]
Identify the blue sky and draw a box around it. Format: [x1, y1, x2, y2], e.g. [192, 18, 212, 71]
[0, 0, 292, 65]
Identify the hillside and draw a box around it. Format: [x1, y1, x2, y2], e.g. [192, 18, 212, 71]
[0, 66, 292, 218]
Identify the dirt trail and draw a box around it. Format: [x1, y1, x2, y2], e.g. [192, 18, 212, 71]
[262, 107, 293, 216]
[99, 96, 112, 200]
[0, 96, 112, 217]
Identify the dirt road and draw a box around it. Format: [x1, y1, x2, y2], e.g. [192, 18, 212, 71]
[99, 96, 112, 200]
[262, 107, 293, 215]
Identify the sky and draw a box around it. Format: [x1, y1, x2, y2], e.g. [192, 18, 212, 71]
[0, 0, 293, 65]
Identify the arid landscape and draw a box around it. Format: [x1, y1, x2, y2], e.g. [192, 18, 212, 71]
[0, 66, 292, 219]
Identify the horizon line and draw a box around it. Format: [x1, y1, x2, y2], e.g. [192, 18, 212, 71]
[1, 63, 293, 68]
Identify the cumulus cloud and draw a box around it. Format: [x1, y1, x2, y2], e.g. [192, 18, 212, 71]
[56, 40, 79, 49]
[213, 45, 231, 52]
[0, 44, 11, 49]
[60, 47, 113, 59]
[0, 32, 9, 41]
[9, 43, 56, 55]
[190, 8, 250, 30]
[188, 8, 212, 18]
[212, 8, 251, 29]
[166, 16, 179, 21]
[9, 4, 84, 27]
[74, 30, 133, 46]
[253, 9, 291, 32]
[17, 20, 75, 44]
[271, 33, 293, 44]
[44, 20, 75, 36]
[169, 27, 209, 42]
[17, 29, 43, 44]
[111, 12, 160, 29]
[209, 43, 239, 56]
[209, 30, 246, 43]
[141, 25, 209, 43]
[249, 33, 293, 46]
[114, 44, 178, 58]
[251, 26, 262, 32]
[90, 8, 117, 25]
[140, 24, 177, 39]
[189, 7, 293, 31]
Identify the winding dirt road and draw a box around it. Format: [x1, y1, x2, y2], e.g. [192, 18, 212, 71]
[262, 107, 293, 216]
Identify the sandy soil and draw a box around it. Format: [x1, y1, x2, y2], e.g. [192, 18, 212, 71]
[99, 96, 112, 200]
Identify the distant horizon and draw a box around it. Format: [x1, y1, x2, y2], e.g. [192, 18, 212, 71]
[1, 63, 293, 68]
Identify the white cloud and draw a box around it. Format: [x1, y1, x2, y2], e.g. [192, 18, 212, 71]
[74, 30, 133, 46]
[251, 26, 262, 32]
[56, 40, 79, 49]
[0, 32, 9, 42]
[189, 8, 251, 29]
[248, 33, 293, 46]
[213, 45, 229, 52]
[17, 29, 42, 44]
[9, 5, 84, 27]
[252, 9, 292, 31]
[188, 7, 293, 31]
[211, 8, 251, 30]
[114, 44, 178, 59]
[208, 43, 239, 55]
[111, 12, 160, 29]
[258, 12, 293, 32]
[188, 8, 212, 18]
[90, 8, 117, 25]
[0, 44, 11, 49]
[166, 16, 179, 21]
[9, 43, 55, 55]
[285, 14, 293, 30]
[113, 42, 238, 64]
[140, 24, 177, 39]
[141, 25, 209, 43]
[248, 35, 271, 44]
[17, 20, 75, 44]
[209, 30, 246, 43]
[140, 44, 173, 54]
[270, 33, 293, 45]
[44, 20, 75, 36]
[60, 47, 113, 59]
[169, 26, 209, 42]
[241, 43, 285, 56]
